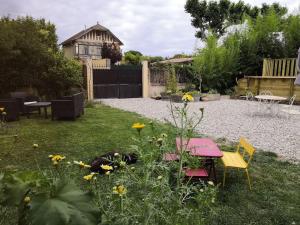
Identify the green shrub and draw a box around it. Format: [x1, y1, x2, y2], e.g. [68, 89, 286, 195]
[192, 9, 300, 93]
[283, 14, 300, 58]
[166, 65, 177, 93]
[193, 33, 240, 94]
[239, 10, 285, 76]
[208, 89, 219, 94]
[0, 16, 82, 98]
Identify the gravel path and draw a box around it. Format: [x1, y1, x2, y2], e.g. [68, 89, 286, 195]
[99, 98, 300, 162]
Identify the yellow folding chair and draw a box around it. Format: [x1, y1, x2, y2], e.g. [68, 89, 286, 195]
[221, 137, 255, 190]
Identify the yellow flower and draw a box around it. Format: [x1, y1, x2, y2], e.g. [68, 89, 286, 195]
[132, 123, 145, 130]
[101, 164, 113, 171]
[74, 161, 91, 169]
[33, 144, 39, 148]
[51, 155, 66, 161]
[182, 94, 194, 102]
[24, 196, 31, 204]
[113, 185, 127, 196]
[48, 154, 66, 165]
[0, 108, 4, 112]
[83, 172, 97, 181]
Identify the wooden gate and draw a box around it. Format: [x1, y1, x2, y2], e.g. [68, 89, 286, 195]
[93, 65, 142, 98]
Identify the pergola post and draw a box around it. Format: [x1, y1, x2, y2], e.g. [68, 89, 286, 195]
[85, 59, 94, 101]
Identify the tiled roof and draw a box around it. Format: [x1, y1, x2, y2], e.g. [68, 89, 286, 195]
[61, 24, 123, 46]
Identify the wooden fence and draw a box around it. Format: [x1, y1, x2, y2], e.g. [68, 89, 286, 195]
[262, 58, 297, 77]
[236, 58, 300, 101]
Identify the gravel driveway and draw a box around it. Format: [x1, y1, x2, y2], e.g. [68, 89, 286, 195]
[100, 98, 300, 162]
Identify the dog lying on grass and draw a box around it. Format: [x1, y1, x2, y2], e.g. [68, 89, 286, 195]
[90, 151, 138, 174]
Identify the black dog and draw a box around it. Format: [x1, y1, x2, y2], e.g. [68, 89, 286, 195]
[90, 151, 138, 174]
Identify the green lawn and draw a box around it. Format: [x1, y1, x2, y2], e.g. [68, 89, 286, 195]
[0, 105, 175, 170]
[0, 104, 299, 225]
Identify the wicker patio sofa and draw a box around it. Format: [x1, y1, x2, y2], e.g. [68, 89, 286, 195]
[10, 92, 40, 115]
[0, 99, 20, 121]
[51, 92, 84, 120]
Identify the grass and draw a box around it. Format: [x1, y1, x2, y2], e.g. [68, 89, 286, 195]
[0, 104, 175, 170]
[0, 104, 299, 225]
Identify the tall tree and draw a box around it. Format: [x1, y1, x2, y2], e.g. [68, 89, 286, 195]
[124, 50, 143, 65]
[185, 0, 288, 40]
[0, 16, 82, 98]
[101, 43, 122, 64]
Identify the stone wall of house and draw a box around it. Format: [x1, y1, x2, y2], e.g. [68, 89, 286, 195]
[63, 46, 75, 59]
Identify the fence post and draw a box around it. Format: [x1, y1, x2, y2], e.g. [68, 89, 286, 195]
[262, 59, 267, 77]
[142, 61, 150, 98]
[85, 59, 94, 101]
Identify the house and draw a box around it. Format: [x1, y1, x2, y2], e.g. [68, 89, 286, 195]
[61, 23, 123, 60]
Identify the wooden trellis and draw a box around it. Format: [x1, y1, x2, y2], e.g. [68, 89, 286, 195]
[262, 58, 297, 77]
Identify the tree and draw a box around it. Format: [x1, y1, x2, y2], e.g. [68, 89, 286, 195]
[238, 10, 286, 76]
[172, 53, 190, 58]
[146, 56, 164, 63]
[283, 14, 300, 58]
[260, 3, 287, 16]
[124, 50, 143, 65]
[125, 50, 142, 57]
[191, 8, 299, 93]
[42, 51, 82, 98]
[101, 42, 122, 64]
[185, 0, 288, 40]
[124, 51, 163, 64]
[0, 16, 82, 98]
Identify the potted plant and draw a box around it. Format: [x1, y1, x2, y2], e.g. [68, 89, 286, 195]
[221, 89, 233, 99]
[201, 89, 221, 101]
[160, 90, 172, 100]
[188, 90, 201, 102]
[170, 91, 184, 103]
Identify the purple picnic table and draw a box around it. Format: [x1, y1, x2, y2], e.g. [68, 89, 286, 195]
[176, 138, 223, 182]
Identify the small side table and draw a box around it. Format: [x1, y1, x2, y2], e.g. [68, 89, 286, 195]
[176, 138, 223, 183]
[25, 102, 51, 119]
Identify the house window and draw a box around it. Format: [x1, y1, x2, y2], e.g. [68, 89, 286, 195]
[96, 46, 101, 56]
[84, 46, 89, 55]
[88, 45, 101, 56]
[78, 44, 101, 56]
[78, 44, 89, 55]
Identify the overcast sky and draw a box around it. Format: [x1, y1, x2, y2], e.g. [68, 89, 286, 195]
[1, 0, 299, 57]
